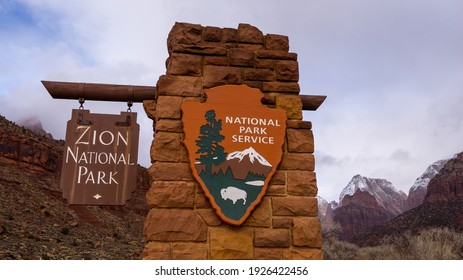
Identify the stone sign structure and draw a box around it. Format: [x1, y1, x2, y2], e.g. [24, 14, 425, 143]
[142, 22, 323, 259]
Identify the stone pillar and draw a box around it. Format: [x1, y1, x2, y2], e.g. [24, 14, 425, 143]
[142, 22, 322, 260]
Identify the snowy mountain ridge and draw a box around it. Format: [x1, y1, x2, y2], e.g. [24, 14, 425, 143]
[410, 159, 448, 192]
[227, 147, 272, 167]
[338, 175, 407, 214]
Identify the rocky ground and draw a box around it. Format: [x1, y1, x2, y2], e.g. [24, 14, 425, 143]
[0, 115, 150, 260]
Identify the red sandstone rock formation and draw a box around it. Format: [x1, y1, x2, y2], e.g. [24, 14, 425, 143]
[425, 152, 463, 203]
[353, 152, 463, 246]
[405, 159, 448, 211]
[327, 175, 406, 240]
[333, 189, 397, 240]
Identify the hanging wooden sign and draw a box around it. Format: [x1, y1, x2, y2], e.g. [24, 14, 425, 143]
[60, 109, 139, 205]
[182, 85, 287, 225]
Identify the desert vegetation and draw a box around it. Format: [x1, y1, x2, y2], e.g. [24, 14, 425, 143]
[322, 224, 463, 260]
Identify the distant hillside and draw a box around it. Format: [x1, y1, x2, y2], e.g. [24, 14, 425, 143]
[0, 115, 150, 260]
[353, 151, 463, 247]
[405, 159, 448, 211]
[322, 175, 406, 240]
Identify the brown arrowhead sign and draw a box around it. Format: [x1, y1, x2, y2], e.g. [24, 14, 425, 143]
[182, 85, 287, 225]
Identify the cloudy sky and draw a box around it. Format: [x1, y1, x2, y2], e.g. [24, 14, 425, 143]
[1, 0, 462, 202]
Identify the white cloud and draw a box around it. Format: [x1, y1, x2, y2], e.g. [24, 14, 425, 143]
[2, 0, 463, 202]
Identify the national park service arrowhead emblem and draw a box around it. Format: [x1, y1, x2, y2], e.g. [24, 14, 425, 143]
[182, 85, 287, 225]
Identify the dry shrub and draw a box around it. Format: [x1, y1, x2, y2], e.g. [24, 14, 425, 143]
[322, 223, 359, 260]
[322, 226, 463, 260]
[358, 227, 463, 260]
[409, 227, 463, 259]
[356, 244, 399, 260]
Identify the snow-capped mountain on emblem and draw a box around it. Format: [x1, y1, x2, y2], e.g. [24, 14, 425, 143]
[226, 147, 272, 180]
[227, 147, 272, 166]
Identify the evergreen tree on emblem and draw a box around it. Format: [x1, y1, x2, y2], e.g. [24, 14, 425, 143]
[195, 110, 226, 176]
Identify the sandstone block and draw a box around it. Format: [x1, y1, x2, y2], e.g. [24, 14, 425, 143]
[171, 43, 228, 55]
[148, 162, 193, 181]
[204, 26, 222, 42]
[275, 60, 299, 81]
[157, 75, 202, 97]
[243, 68, 274, 81]
[286, 120, 312, 129]
[179, 144, 189, 163]
[265, 34, 289, 51]
[210, 227, 254, 259]
[150, 132, 181, 162]
[222, 27, 238, 42]
[197, 209, 222, 226]
[287, 128, 314, 153]
[292, 217, 322, 248]
[142, 242, 171, 260]
[229, 48, 255, 67]
[272, 197, 318, 216]
[254, 248, 282, 260]
[272, 218, 292, 228]
[244, 81, 264, 91]
[155, 119, 183, 133]
[267, 184, 287, 196]
[203, 65, 242, 88]
[167, 53, 202, 76]
[172, 243, 208, 260]
[282, 248, 323, 260]
[269, 170, 286, 185]
[255, 58, 275, 69]
[264, 82, 300, 94]
[237, 23, 264, 44]
[143, 100, 156, 120]
[204, 55, 228, 66]
[238, 43, 264, 51]
[155, 96, 183, 120]
[280, 153, 315, 171]
[275, 94, 302, 119]
[243, 197, 271, 227]
[256, 50, 297, 60]
[167, 22, 202, 52]
[287, 171, 317, 196]
[254, 228, 290, 247]
[144, 209, 207, 242]
[195, 188, 210, 208]
[146, 181, 195, 208]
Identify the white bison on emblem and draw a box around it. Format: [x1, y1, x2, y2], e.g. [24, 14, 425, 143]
[220, 186, 247, 205]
